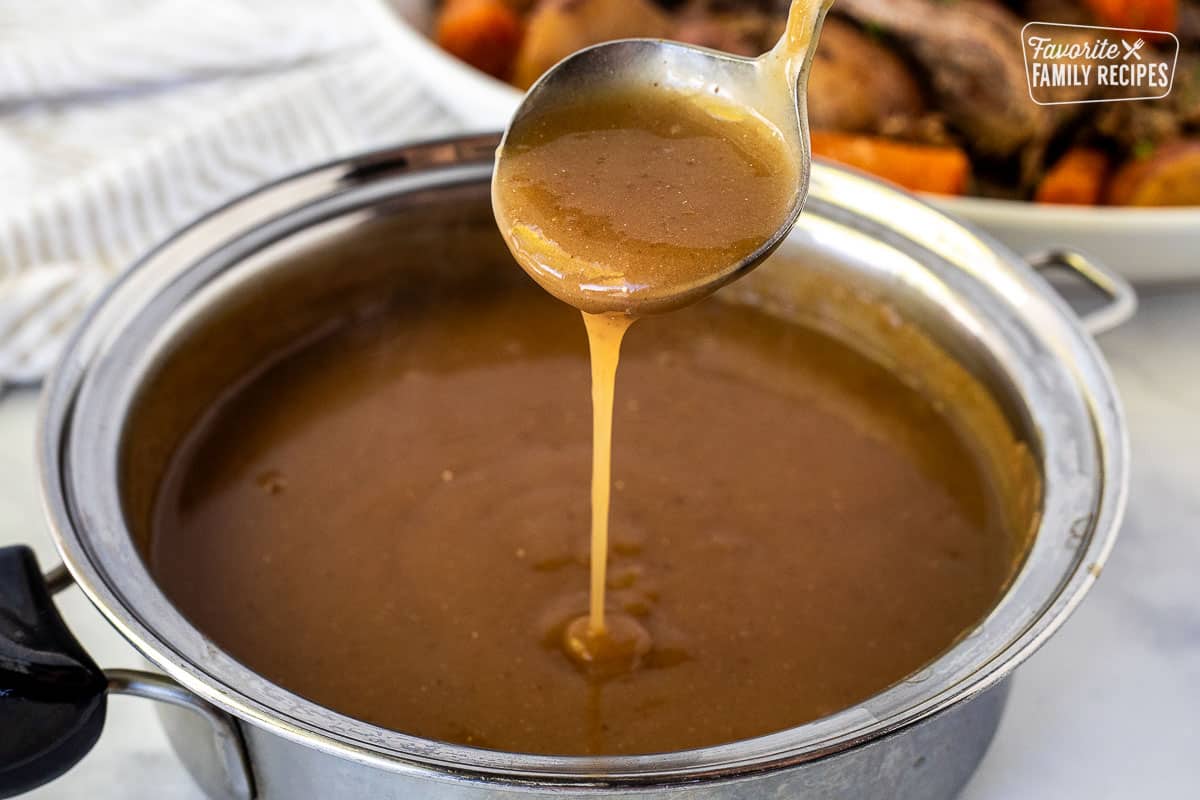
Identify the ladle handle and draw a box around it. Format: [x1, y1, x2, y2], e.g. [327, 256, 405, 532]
[0, 545, 107, 798]
[765, 0, 835, 89]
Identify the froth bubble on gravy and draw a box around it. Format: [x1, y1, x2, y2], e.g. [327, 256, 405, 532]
[144, 0, 1034, 759]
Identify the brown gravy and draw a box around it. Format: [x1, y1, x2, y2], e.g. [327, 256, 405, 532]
[149, 285, 1016, 756]
[492, 85, 799, 316]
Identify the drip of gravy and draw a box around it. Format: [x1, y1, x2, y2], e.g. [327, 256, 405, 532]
[571, 312, 651, 671]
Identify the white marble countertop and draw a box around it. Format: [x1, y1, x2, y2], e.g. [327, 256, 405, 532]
[2, 286, 1198, 799]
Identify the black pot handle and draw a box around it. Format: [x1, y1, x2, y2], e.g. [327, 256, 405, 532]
[0, 545, 107, 798]
[0, 546, 254, 799]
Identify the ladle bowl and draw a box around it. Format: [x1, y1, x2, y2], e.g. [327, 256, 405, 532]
[494, 4, 831, 314]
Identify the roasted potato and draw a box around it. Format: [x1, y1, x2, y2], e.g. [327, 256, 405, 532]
[1107, 140, 1200, 205]
[511, 0, 672, 89]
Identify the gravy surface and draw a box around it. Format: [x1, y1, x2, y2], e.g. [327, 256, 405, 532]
[150, 286, 1015, 756]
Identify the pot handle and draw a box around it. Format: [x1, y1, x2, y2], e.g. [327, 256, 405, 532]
[1027, 249, 1137, 335]
[0, 546, 254, 799]
[0, 545, 106, 798]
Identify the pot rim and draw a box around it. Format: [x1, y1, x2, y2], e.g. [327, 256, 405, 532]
[37, 134, 1128, 787]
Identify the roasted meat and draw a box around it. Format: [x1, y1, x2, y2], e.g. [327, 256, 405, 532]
[835, 0, 1070, 157]
[1092, 53, 1200, 148]
[1021, 0, 1096, 25]
[672, 1, 783, 55]
[1181, 0, 1200, 45]
[806, 17, 929, 135]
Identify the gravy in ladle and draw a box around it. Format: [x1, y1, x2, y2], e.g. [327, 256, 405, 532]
[492, 86, 800, 316]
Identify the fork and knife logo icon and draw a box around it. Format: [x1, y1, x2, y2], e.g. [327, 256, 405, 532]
[1122, 38, 1145, 61]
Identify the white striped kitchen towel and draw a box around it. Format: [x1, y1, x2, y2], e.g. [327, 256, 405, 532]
[0, 0, 459, 388]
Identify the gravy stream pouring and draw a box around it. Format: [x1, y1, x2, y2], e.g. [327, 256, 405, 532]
[493, 1, 834, 672]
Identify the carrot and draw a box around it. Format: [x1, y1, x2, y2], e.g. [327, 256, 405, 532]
[1035, 148, 1110, 205]
[435, 0, 523, 80]
[810, 131, 971, 196]
[1082, 0, 1177, 32]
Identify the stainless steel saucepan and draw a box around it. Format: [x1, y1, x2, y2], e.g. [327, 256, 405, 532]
[0, 134, 1131, 799]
